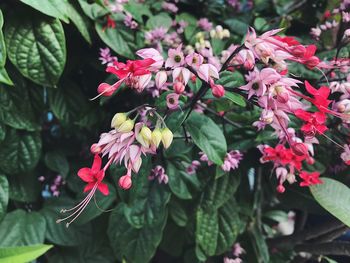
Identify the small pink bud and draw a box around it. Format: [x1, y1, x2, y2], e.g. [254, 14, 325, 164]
[97, 83, 116, 97]
[277, 184, 285, 193]
[90, 143, 101, 154]
[211, 84, 225, 98]
[174, 82, 185, 94]
[118, 175, 132, 190]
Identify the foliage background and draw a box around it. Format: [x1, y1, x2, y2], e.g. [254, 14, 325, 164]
[0, 0, 349, 262]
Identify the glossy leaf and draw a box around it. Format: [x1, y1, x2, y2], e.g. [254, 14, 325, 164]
[186, 112, 227, 165]
[5, 11, 66, 86]
[311, 178, 350, 227]
[196, 208, 218, 256]
[0, 175, 9, 219]
[0, 10, 13, 85]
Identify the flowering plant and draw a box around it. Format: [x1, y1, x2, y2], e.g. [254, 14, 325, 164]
[0, 0, 350, 262]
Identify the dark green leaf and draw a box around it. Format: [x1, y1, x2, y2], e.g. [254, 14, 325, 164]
[196, 208, 218, 256]
[186, 112, 227, 165]
[108, 203, 167, 263]
[19, 0, 70, 22]
[5, 11, 66, 86]
[8, 172, 41, 202]
[0, 175, 8, 219]
[44, 151, 69, 177]
[0, 129, 42, 174]
[0, 210, 46, 246]
[224, 91, 246, 107]
[169, 199, 188, 227]
[0, 10, 13, 86]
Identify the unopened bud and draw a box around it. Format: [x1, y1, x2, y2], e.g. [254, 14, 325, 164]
[292, 142, 308, 157]
[155, 71, 167, 88]
[161, 128, 173, 149]
[151, 129, 162, 147]
[111, 113, 127, 129]
[90, 143, 101, 154]
[211, 84, 225, 98]
[119, 175, 132, 190]
[174, 82, 185, 94]
[136, 126, 152, 147]
[277, 184, 285, 193]
[117, 119, 134, 133]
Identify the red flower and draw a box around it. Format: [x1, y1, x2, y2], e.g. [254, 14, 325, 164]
[294, 109, 328, 136]
[106, 59, 155, 79]
[304, 81, 332, 111]
[103, 15, 116, 31]
[299, 171, 322, 187]
[274, 36, 300, 46]
[77, 155, 109, 195]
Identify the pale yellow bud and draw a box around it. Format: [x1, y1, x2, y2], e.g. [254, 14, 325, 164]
[215, 25, 223, 32]
[111, 113, 127, 129]
[210, 29, 216, 38]
[222, 29, 230, 38]
[117, 119, 134, 133]
[161, 128, 173, 149]
[151, 129, 162, 148]
[136, 126, 152, 148]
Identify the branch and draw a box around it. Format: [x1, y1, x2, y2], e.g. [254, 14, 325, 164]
[295, 242, 350, 256]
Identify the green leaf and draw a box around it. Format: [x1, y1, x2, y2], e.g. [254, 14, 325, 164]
[165, 110, 189, 133]
[169, 199, 189, 227]
[249, 224, 270, 263]
[108, 203, 167, 263]
[124, 158, 171, 228]
[217, 71, 245, 88]
[44, 151, 69, 177]
[95, 23, 134, 59]
[124, 1, 152, 23]
[5, 11, 66, 86]
[186, 112, 227, 165]
[0, 85, 39, 131]
[201, 173, 240, 211]
[224, 18, 248, 35]
[0, 175, 9, 219]
[146, 13, 172, 29]
[196, 208, 218, 256]
[19, 0, 70, 22]
[41, 197, 91, 246]
[0, 244, 53, 263]
[224, 91, 246, 107]
[310, 178, 350, 227]
[0, 210, 46, 246]
[0, 10, 13, 86]
[8, 172, 41, 203]
[167, 161, 200, 200]
[77, 0, 108, 20]
[216, 199, 240, 254]
[0, 129, 42, 174]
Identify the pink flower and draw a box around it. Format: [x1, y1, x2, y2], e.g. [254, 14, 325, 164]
[149, 165, 168, 184]
[172, 67, 191, 85]
[197, 63, 219, 82]
[119, 175, 132, 189]
[155, 71, 167, 89]
[197, 18, 213, 31]
[99, 47, 117, 65]
[299, 171, 322, 187]
[162, 2, 178, 13]
[174, 82, 185, 94]
[166, 93, 180, 109]
[186, 160, 201, 174]
[136, 48, 164, 70]
[185, 52, 204, 69]
[232, 243, 245, 257]
[221, 150, 243, 172]
[124, 13, 138, 29]
[211, 83, 225, 98]
[165, 45, 185, 68]
[199, 152, 213, 166]
[341, 145, 350, 165]
[145, 27, 168, 44]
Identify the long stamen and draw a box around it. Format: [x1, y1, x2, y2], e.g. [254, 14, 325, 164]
[56, 184, 98, 226]
[317, 129, 346, 150]
[59, 186, 96, 213]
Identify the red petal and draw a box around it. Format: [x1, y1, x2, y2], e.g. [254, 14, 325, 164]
[294, 109, 311, 121]
[318, 86, 330, 99]
[98, 182, 109, 195]
[95, 170, 105, 182]
[304, 81, 317, 95]
[77, 168, 94, 182]
[304, 45, 317, 58]
[83, 183, 95, 192]
[133, 58, 155, 68]
[91, 155, 102, 174]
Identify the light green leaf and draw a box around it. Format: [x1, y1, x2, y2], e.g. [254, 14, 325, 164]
[186, 112, 227, 165]
[196, 208, 218, 256]
[0, 175, 9, 219]
[224, 91, 246, 107]
[0, 244, 53, 263]
[95, 23, 134, 59]
[217, 71, 245, 88]
[77, 0, 108, 20]
[146, 13, 172, 30]
[124, 1, 152, 23]
[0, 210, 46, 246]
[108, 203, 167, 263]
[5, 11, 66, 86]
[0, 10, 13, 86]
[0, 129, 42, 174]
[19, 0, 70, 22]
[310, 178, 350, 227]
